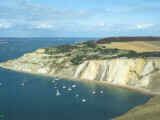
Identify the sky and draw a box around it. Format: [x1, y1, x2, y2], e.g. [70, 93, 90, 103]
[0, 0, 160, 37]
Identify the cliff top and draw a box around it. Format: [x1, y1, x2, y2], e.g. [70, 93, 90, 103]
[96, 37, 160, 43]
[42, 37, 160, 65]
[96, 37, 160, 53]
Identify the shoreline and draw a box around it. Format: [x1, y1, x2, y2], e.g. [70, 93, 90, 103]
[1, 66, 160, 96]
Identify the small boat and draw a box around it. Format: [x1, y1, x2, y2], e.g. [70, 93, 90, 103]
[21, 83, 25, 86]
[51, 80, 56, 83]
[75, 94, 79, 97]
[62, 86, 66, 89]
[82, 99, 86, 103]
[56, 89, 61, 96]
[0, 82, 2, 86]
[68, 88, 72, 91]
[55, 78, 59, 81]
[100, 90, 104, 94]
[92, 91, 96, 95]
[72, 84, 77, 88]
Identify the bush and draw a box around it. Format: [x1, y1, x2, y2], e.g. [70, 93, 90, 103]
[71, 55, 85, 65]
[86, 55, 99, 60]
[85, 40, 97, 48]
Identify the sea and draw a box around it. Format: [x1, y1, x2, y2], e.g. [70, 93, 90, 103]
[0, 38, 151, 120]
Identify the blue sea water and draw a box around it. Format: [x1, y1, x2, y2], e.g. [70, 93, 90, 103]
[0, 38, 151, 120]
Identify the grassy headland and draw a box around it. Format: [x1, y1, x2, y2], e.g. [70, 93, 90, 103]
[44, 39, 160, 66]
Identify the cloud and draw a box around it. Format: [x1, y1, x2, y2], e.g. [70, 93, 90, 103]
[136, 24, 154, 29]
[0, 22, 12, 29]
[0, 0, 159, 37]
[98, 22, 105, 27]
[32, 23, 54, 29]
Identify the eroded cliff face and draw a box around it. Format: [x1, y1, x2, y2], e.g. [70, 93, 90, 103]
[74, 59, 160, 92]
[0, 48, 160, 93]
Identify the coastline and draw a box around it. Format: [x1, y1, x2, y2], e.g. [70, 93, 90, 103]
[1, 66, 160, 96]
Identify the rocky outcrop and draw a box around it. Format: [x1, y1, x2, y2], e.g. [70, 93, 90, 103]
[0, 48, 160, 94]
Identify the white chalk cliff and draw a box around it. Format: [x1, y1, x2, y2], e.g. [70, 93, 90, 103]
[0, 47, 160, 94]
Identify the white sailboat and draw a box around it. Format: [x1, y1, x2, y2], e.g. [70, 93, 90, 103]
[51, 80, 56, 83]
[100, 90, 104, 94]
[72, 84, 77, 88]
[75, 94, 79, 97]
[21, 82, 25, 86]
[56, 89, 61, 96]
[68, 88, 72, 91]
[92, 91, 96, 95]
[82, 98, 86, 103]
[62, 86, 66, 89]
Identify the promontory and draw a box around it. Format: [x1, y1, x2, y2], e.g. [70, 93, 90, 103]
[1, 37, 160, 119]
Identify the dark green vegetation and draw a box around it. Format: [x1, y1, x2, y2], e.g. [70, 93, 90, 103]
[0, 114, 4, 119]
[44, 40, 160, 65]
[115, 96, 160, 120]
[45, 45, 78, 54]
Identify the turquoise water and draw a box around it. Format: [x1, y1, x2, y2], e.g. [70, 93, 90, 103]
[0, 38, 151, 120]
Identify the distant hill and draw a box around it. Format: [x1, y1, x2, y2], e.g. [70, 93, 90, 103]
[96, 37, 160, 43]
[94, 37, 160, 53]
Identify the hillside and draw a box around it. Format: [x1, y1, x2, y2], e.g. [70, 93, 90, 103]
[0, 37, 160, 119]
[96, 37, 160, 43]
[0, 38, 160, 94]
[96, 37, 160, 53]
[115, 96, 160, 120]
[103, 41, 160, 53]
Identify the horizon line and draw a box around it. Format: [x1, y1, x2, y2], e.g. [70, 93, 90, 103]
[1, 35, 160, 39]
